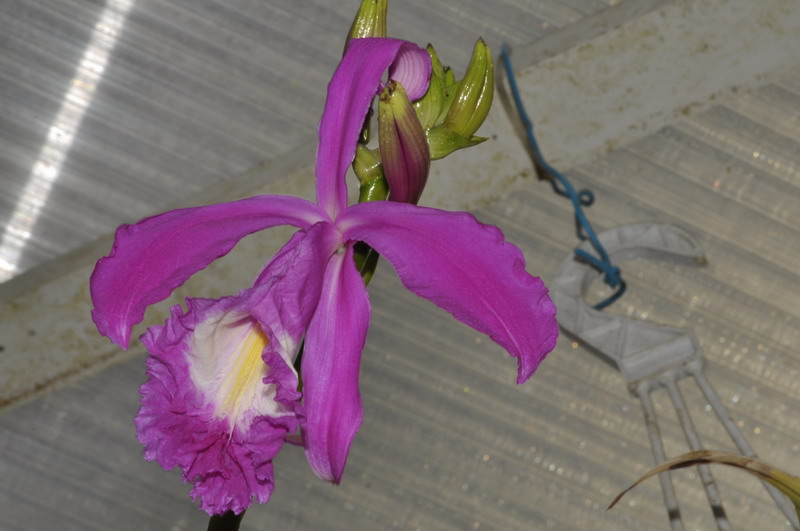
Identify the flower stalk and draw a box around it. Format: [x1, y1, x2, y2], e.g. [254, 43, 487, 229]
[207, 511, 245, 531]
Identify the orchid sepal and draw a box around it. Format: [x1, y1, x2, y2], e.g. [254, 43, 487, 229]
[339, 201, 558, 384]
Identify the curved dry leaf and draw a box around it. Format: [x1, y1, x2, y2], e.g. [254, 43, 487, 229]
[608, 449, 800, 523]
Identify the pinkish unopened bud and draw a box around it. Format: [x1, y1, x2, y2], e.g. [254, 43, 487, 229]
[378, 80, 431, 204]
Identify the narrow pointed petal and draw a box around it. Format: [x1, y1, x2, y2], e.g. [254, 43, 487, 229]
[339, 202, 558, 383]
[301, 244, 371, 483]
[316, 38, 430, 216]
[136, 294, 301, 515]
[251, 222, 341, 378]
[90, 195, 326, 349]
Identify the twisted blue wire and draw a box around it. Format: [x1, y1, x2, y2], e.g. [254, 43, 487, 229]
[500, 44, 625, 310]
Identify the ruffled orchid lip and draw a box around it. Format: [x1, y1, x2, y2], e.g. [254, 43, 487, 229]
[136, 294, 302, 515]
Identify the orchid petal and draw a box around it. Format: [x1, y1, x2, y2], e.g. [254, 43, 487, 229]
[301, 244, 371, 483]
[315, 38, 430, 217]
[91, 195, 325, 348]
[249, 222, 340, 405]
[388, 44, 432, 101]
[340, 202, 558, 383]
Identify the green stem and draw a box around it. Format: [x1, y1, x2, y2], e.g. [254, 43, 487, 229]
[207, 511, 245, 531]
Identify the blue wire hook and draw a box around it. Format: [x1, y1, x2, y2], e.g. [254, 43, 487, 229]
[500, 44, 625, 310]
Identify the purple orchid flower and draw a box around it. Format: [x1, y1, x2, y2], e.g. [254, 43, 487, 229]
[90, 37, 558, 515]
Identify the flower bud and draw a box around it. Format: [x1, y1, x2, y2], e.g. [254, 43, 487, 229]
[345, 0, 388, 47]
[378, 80, 431, 204]
[438, 67, 458, 124]
[412, 67, 444, 130]
[443, 38, 493, 138]
[353, 144, 389, 202]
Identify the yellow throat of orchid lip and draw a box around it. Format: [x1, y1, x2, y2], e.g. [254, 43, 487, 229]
[215, 323, 270, 424]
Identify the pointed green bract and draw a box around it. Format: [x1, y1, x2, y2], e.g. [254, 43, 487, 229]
[428, 43, 445, 81]
[426, 124, 487, 160]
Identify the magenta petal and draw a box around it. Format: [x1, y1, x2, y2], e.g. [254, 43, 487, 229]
[248, 222, 340, 406]
[340, 202, 558, 383]
[388, 43, 432, 101]
[315, 38, 430, 217]
[301, 244, 370, 483]
[91, 195, 325, 348]
[251, 222, 339, 340]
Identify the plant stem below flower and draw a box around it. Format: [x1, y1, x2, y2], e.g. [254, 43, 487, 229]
[207, 510, 245, 531]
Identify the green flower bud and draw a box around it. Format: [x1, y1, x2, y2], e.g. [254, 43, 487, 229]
[413, 66, 444, 129]
[438, 75, 459, 125]
[443, 65, 457, 87]
[425, 124, 487, 160]
[346, 0, 388, 45]
[353, 144, 389, 202]
[443, 38, 494, 138]
[378, 80, 431, 204]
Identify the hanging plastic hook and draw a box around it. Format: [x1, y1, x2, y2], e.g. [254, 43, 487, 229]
[550, 223, 799, 530]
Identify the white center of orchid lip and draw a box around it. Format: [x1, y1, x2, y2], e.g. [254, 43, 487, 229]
[189, 311, 286, 432]
[214, 322, 269, 424]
